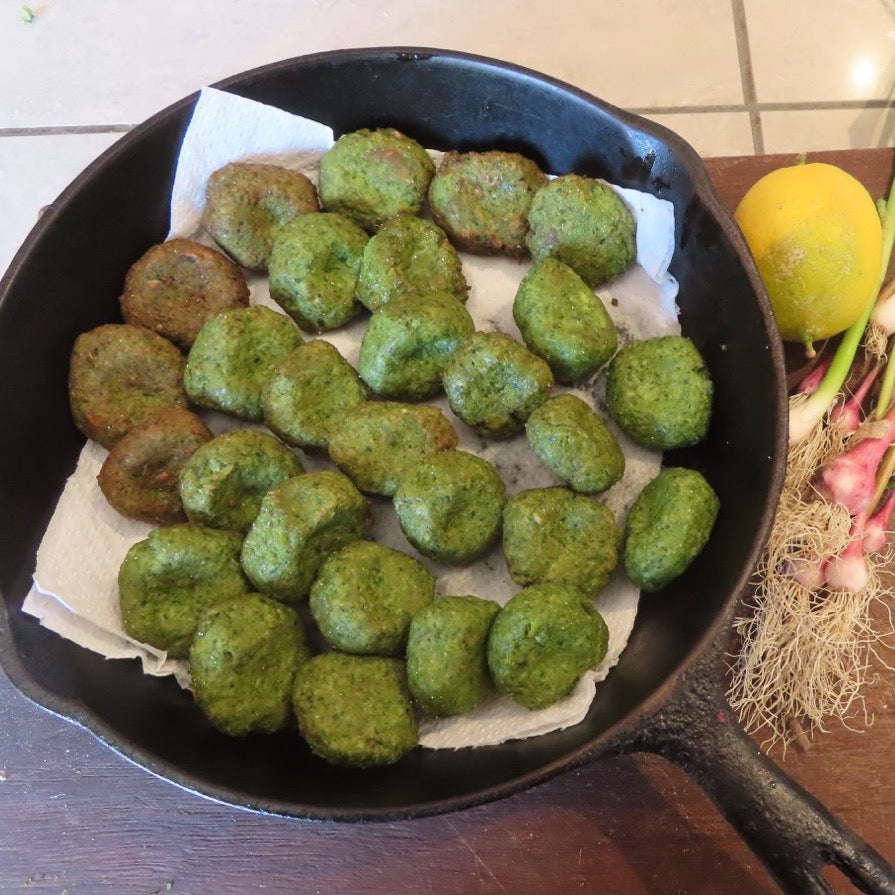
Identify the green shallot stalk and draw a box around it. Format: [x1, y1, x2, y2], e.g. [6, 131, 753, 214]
[789, 179, 895, 443]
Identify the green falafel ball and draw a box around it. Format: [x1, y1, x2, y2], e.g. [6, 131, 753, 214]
[184, 306, 303, 421]
[358, 291, 475, 400]
[268, 212, 368, 332]
[262, 339, 367, 451]
[487, 584, 609, 710]
[178, 428, 304, 533]
[406, 595, 501, 718]
[327, 401, 458, 497]
[310, 540, 435, 656]
[606, 335, 713, 449]
[525, 394, 624, 494]
[293, 653, 418, 767]
[240, 470, 368, 603]
[318, 128, 435, 233]
[441, 331, 554, 438]
[201, 162, 319, 271]
[118, 524, 250, 658]
[393, 450, 507, 564]
[502, 487, 621, 596]
[356, 213, 468, 311]
[513, 257, 618, 383]
[69, 323, 188, 449]
[624, 467, 720, 592]
[427, 150, 547, 257]
[190, 593, 311, 736]
[526, 174, 637, 287]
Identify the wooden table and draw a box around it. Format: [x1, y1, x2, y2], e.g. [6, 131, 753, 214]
[3, 148, 895, 895]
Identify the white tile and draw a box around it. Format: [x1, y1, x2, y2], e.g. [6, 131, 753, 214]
[645, 111, 756, 158]
[745, 0, 895, 103]
[761, 106, 895, 154]
[0, 0, 744, 128]
[0, 132, 121, 277]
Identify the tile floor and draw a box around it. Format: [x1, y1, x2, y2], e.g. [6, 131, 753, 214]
[0, 0, 893, 275]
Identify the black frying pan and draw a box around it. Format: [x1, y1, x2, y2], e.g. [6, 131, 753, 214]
[0, 48, 891, 894]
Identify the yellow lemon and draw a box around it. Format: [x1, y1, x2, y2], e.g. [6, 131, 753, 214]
[734, 162, 883, 355]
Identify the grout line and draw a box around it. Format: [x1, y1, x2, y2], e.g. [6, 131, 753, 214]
[0, 124, 132, 137]
[729, 0, 764, 154]
[630, 99, 895, 116]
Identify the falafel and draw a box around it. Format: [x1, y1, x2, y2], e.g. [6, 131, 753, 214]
[119, 238, 250, 349]
[317, 127, 435, 232]
[327, 401, 458, 496]
[513, 257, 618, 383]
[183, 305, 304, 421]
[441, 331, 554, 438]
[178, 427, 304, 533]
[487, 583, 609, 710]
[201, 161, 319, 270]
[526, 174, 637, 287]
[262, 339, 367, 451]
[117, 524, 250, 658]
[428, 150, 547, 257]
[240, 470, 368, 603]
[502, 487, 621, 596]
[357, 291, 475, 400]
[393, 450, 507, 564]
[97, 406, 213, 525]
[69, 323, 188, 449]
[309, 540, 435, 656]
[267, 212, 368, 332]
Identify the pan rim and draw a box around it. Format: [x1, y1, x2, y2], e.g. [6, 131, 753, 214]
[0, 45, 788, 821]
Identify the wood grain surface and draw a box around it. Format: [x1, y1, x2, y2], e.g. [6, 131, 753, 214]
[3, 148, 895, 895]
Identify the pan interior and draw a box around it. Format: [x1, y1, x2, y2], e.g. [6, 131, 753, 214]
[0, 48, 784, 819]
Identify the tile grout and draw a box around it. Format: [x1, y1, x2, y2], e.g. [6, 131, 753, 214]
[729, 0, 764, 154]
[0, 124, 132, 137]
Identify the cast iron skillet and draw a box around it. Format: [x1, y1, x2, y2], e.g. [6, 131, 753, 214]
[0, 48, 892, 894]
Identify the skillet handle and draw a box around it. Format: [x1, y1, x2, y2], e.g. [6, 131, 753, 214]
[625, 649, 895, 894]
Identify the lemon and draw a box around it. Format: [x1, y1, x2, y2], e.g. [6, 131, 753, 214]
[734, 162, 883, 355]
